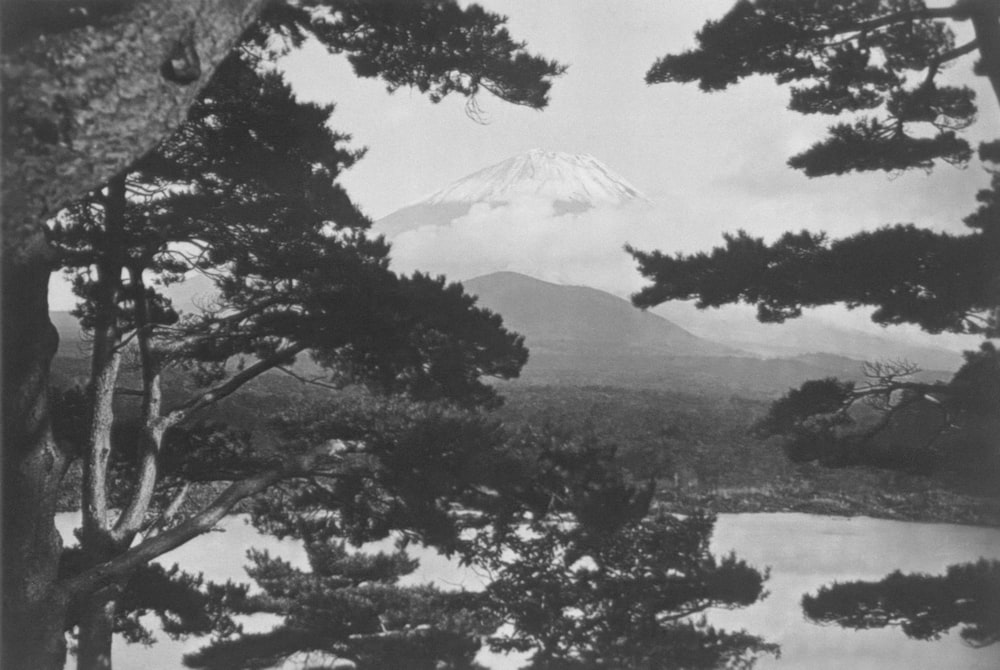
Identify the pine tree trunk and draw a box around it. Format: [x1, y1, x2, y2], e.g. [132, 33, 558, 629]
[968, 0, 1000, 110]
[1, 225, 71, 669]
[2, 3, 266, 667]
[76, 587, 123, 670]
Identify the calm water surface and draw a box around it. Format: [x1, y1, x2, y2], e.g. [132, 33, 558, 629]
[56, 512, 1000, 670]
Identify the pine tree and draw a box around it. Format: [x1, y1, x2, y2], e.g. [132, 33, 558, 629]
[750, 343, 999, 482]
[184, 542, 496, 670]
[644, 0, 996, 177]
[182, 422, 775, 670]
[629, 1, 1000, 473]
[634, 0, 999, 334]
[52, 55, 533, 670]
[5, 3, 564, 667]
[803, 558, 1000, 648]
[482, 509, 776, 670]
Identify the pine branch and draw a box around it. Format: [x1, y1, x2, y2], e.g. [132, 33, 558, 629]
[923, 39, 979, 86]
[63, 443, 337, 598]
[64, 470, 283, 598]
[163, 342, 308, 427]
[275, 365, 342, 391]
[818, 5, 964, 38]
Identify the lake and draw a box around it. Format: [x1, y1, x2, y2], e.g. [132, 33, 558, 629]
[56, 512, 1000, 670]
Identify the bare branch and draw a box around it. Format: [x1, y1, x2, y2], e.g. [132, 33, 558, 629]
[861, 358, 922, 384]
[163, 342, 309, 427]
[275, 365, 342, 391]
[935, 38, 979, 66]
[825, 358, 957, 447]
[111, 328, 140, 352]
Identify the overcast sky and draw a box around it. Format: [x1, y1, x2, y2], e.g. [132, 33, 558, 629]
[50, 1, 996, 352]
[273, 0, 996, 351]
[281, 0, 995, 227]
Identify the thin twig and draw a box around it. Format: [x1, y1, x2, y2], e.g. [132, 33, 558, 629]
[275, 365, 341, 391]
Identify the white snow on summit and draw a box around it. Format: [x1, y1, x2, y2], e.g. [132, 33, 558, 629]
[416, 149, 648, 207]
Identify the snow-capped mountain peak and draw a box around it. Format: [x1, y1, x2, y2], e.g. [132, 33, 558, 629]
[417, 149, 648, 208]
[374, 149, 649, 238]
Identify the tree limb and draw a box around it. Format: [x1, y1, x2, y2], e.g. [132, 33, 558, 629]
[64, 470, 283, 598]
[163, 342, 308, 427]
[62, 443, 336, 598]
[967, 0, 1000, 109]
[143, 482, 191, 538]
[924, 40, 980, 86]
[819, 5, 965, 38]
[276, 364, 342, 391]
[112, 267, 165, 541]
[82, 174, 127, 543]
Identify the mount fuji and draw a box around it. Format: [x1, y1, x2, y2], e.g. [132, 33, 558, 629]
[374, 149, 649, 237]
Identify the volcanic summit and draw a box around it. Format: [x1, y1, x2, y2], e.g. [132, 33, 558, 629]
[375, 149, 648, 237]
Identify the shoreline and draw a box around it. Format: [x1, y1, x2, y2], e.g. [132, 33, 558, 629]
[55, 460, 1000, 528]
[656, 485, 1000, 527]
[56, 488, 1000, 529]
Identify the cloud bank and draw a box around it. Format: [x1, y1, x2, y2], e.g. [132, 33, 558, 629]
[382, 198, 703, 298]
[380, 197, 982, 357]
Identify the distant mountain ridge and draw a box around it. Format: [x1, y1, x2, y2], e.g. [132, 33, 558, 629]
[370, 148, 972, 376]
[375, 149, 648, 237]
[652, 302, 966, 371]
[463, 271, 734, 358]
[462, 272, 953, 395]
[49, 272, 955, 397]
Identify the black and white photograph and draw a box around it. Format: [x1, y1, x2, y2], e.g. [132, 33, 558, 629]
[2, 2, 998, 669]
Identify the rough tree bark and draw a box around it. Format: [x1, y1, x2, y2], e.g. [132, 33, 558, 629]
[75, 174, 129, 670]
[2, 2, 267, 668]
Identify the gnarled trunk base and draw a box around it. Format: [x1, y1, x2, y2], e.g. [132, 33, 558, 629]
[2, 227, 70, 670]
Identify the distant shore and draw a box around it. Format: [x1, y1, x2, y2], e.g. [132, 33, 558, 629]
[56, 487, 1000, 528]
[55, 459, 1000, 527]
[657, 484, 1000, 527]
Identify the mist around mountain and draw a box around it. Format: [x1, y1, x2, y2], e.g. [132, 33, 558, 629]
[652, 301, 967, 372]
[51, 147, 968, 394]
[48, 268, 958, 400]
[373, 149, 972, 376]
[461, 272, 954, 395]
